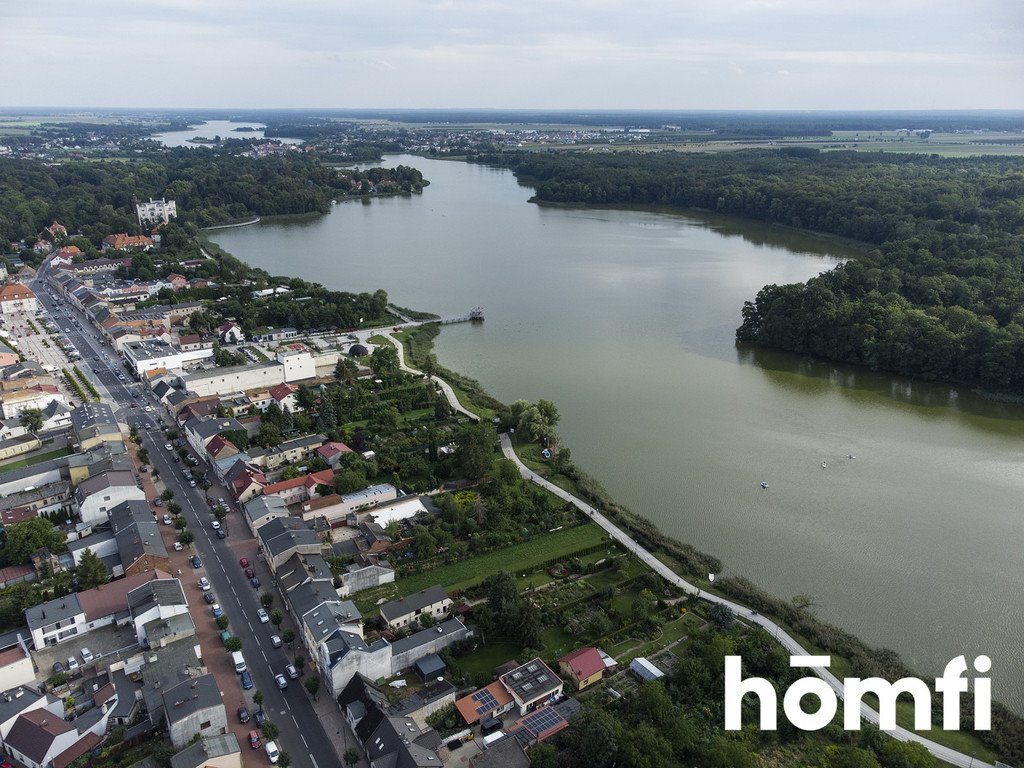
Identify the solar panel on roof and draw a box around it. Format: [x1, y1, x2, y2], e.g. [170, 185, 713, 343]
[472, 688, 499, 715]
[521, 707, 564, 735]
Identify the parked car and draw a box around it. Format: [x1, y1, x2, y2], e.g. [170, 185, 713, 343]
[210, 520, 221, 530]
[275, 674, 288, 690]
[164, 443, 173, 451]
[239, 558, 249, 568]
[285, 664, 298, 679]
[211, 604, 223, 618]
[250, 576, 261, 589]
[265, 741, 280, 764]
[198, 577, 210, 591]
[191, 556, 202, 568]
[241, 670, 254, 690]
[257, 608, 269, 624]
[270, 635, 282, 649]
[237, 706, 250, 723]
[253, 709, 267, 727]
[52, 662, 65, 674]
[248, 730, 262, 749]
[80, 648, 93, 664]
[67, 657, 79, 671]
[203, 593, 216, 604]
[216, 529, 227, 539]
[162, 514, 172, 525]
[173, 541, 183, 551]
[244, 567, 255, 579]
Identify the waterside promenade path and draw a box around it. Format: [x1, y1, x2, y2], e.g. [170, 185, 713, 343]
[498, 433, 993, 768]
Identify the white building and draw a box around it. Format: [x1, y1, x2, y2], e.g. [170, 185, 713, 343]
[74, 470, 146, 525]
[122, 340, 213, 376]
[0, 284, 38, 315]
[135, 197, 177, 226]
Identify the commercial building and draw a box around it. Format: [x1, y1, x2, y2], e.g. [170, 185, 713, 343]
[0, 283, 38, 315]
[122, 340, 213, 376]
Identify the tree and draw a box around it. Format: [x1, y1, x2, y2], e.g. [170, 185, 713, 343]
[413, 525, 437, 559]
[76, 548, 108, 590]
[304, 675, 320, 699]
[709, 603, 736, 629]
[173, 516, 188, 531]
[261, 593, 274, 609]
[137, 447, 150, 465]
[282, 629, 296, 648]
[487, 571, 520, 636]
[456, 422, 495, 479]
[224, 637, 242, 653]
[256, 422, 282, 448]
[278, 753, 291, 768]
[166, 502, 181, 516]
[568, 705, 621, 768]
[529, 743, 558, 768]
[270, 608, 283, 628]
[1, 517, 66, 566]
[253, 690, 264, 708]
[160, 489, 175, 501]
[516, 602, 542, 649]
[335, 357, 358, 383]
[517, 400, 560, 445]
[19, 408, 43, 433]
[343, 748, 360, 766]
[294, 655, 305, 672]
[178, 530, 195, 548]
[261, 722, 279, 741]
[370, 343, 400, 376]
[215, 615, 229, 631]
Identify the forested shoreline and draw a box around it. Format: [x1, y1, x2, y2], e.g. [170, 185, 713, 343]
[476, 148, 1024, 394]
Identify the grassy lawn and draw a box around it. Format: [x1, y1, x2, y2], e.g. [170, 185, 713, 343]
[0, 446, 72, 473]
[397, 524, 609, 595]
[453, 639, 523, 680]
[512, 436, 580, 495]
[539, 627, 577, 660]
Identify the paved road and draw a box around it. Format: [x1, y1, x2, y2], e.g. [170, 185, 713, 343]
[498, 433, 994, 768]
[32, 268, 343, 768]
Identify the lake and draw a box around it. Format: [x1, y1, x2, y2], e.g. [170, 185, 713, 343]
[211, 154, 1024, 712]
[151, 120, 302, 148]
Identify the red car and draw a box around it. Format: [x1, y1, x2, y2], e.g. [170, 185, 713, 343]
[245, 567, 255, 579]
[248, 730, 262, 749]
[239, 558, 249, 568]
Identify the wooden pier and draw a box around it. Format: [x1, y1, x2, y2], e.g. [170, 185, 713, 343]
[440, 307, 484, 325]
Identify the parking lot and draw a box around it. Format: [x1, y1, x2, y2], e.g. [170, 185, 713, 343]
[31, 623, 141, 680]
[0, 308, 82, 402]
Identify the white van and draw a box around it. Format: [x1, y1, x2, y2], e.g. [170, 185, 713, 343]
[265, 741, 280, 763]
[231, 651, 246, 674]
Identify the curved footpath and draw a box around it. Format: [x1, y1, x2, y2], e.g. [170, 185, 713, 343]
[498, 433, 992, 768]
[381, 329, 480, 422]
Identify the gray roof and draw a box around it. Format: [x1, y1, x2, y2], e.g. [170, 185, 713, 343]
[184, 417, 244, 440]
[128, 579, 186, 617]
[257, 516, 321, 558]
[499, 658, 562, 703]
[0, 458, 65, 487]
[112, 505, 167, 569]
[0, 361, 45, 381]
[68, 530, 116, 556]
[161, 674, 223, 726]
[75, 469, 138, 501]
[364, 716, 441, 768]
[380, 585, 449, 623]
[69, 402, 119, 437]
[143, 613, 196, 646]
[278, 552, 333, 592]
[25, 593, 83, 630]
[169, 734, 240, 768]
[470, 735, 529, 768]
[390, 618, 468, 658]
[322, 630, 388, 668]
[0, 685, 46, 725]
[0, 480, 69, 511]
[244, 494, 287, 524]
[108, 669, 140, 720]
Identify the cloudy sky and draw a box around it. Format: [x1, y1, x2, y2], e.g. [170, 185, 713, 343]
[1, 0, 1021, 110]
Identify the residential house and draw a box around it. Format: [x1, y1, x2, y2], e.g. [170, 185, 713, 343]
[499, 659, 564, 716]
[101, 234, 155, 251]
[75, 470, 144, 525]
[128, 578, 190, 647]
[256, 517, 322, 571]
[160, 675, 227, 748]
[315, 441, 352, 468]
[338, 563, 395, 598]
[261, 468, 334, 507]
[298, 483, 397, 525]
[70, 403, 121, 451]
[110, 500, 170, 576]
[379, 585, 452, 631]
[183, 417, 245, 458]
[558, 646, 610, 691]
[217, 322, 244, 344]
[241, 495, 288, 535]
[0, 684, 59, 744]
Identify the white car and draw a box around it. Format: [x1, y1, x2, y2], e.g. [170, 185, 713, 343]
[210, 520, 221, 530]
[257, 608, 269, 624]
[145, 406, 153, 412]
[80, 648, 93, 664]
[199, 577, 211, 591]
[265, 741, 280, 764]
[173, 541, 184, 551]
[165, 443, 173, 451]
[162, 514, 172, 525]
[67, 656, 79, 671]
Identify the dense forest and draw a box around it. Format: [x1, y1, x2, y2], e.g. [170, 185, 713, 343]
[478, 149, 1024, 394]
[0, 150, 426, 242]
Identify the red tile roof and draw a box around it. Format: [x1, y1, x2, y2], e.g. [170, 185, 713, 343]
[77, 569, 170, 622]
[455, 681, 513, 725]
[5, 708, 74, 765]
[316, 441, 352, 459]
[102, 233, 154, 250]
[269, 383, 298, 402]
[0, 283, 36, 302]
[559, 646, 605, 682]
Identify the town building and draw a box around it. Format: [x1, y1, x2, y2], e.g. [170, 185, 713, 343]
[0, 283, 38, 315]
[101, 233, 155, 251]
[558, 646, 612, 690]
[378, 585, 452, 631]
[499, 659, 564, 716]
[135, 198, 177, 226]
[122, 340, 213, 376]
[74, 470, 145, 525]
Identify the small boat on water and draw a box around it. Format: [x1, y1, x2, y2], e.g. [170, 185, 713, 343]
[760, 481, 769, 489]
[821, 461, 827, 469]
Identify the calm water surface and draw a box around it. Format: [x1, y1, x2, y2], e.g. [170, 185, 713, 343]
[152, 120, 302, 148]
[212, 155, 1024, 711]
